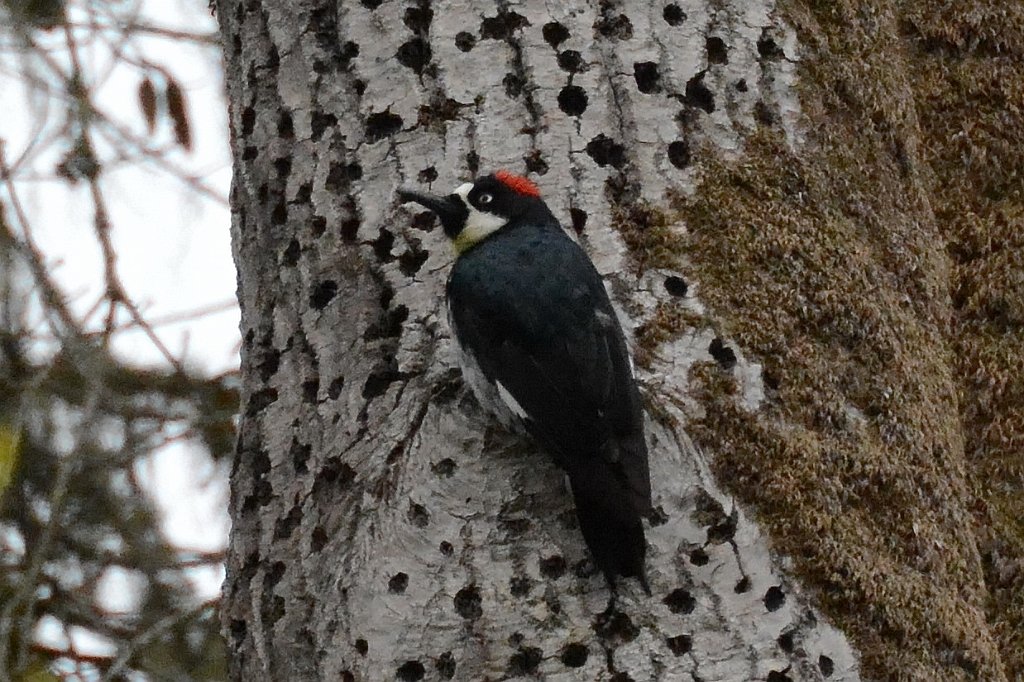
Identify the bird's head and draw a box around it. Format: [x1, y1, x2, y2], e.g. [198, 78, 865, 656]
[398, 170, 550, 254]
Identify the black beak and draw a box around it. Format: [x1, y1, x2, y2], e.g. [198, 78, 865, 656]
[397, 188, 468, 238]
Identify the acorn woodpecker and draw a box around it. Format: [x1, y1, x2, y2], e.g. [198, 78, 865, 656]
[398, 170, 651, 592]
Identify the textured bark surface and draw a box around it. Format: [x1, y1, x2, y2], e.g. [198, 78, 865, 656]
[217, 1, 857, 680]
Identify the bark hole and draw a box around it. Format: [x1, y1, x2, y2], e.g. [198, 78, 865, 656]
[524, 150, 548, 174]
[662, 4, 686, 26]
[395, 660, 425, 681]
[282, 239, 300, 266]
[595, 10, 633, 40]
[764, 585, 786, 611]
[431, 458, 457, 477]
[310, 111, 337, 141]
[706, 36, 728, 64]
[709, 337, 737, 369]
[507, 646, 543, 675]
[633, 61, 661, 94]
[388, 572, 409, 594]
[310, 280, 339, 309]
[364, 111, 403, 142]
[561, 642, 589, 667]
[757, 31, 785, 60]
[454, 31, 475, 52]
[667, 140, 691, 169]
[663, 588, 696, 614]
[509, 575, 532, 597]
[542, 21, 570, 48]
[684, 73, 715, 113]
[664, 275, 688, 297]
[396, 38, 431, 74]
[479, 11, 529, 41]
[557, 85, 588, 116]
[585, 134, 626, 168]
[557, 49, 583, 73]
[539, 554, 567, 579]
[407, 502, 430, 527]
[453, 584, 483, 619]
[569, 208, 587, 234]
[666, 634, 692, 655]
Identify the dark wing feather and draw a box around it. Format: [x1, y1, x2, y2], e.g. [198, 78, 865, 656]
[448, 227, 651, 512]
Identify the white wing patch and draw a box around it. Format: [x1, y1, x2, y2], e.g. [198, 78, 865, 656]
[495, 381, 528, 419]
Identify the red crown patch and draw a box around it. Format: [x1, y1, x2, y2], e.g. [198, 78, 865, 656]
[494, 169, 541, 198]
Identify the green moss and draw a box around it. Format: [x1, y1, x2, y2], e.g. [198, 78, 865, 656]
[647, 0, 1024, 673]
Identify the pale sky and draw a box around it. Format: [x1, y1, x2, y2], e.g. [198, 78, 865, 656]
[1, 0, 235, 630]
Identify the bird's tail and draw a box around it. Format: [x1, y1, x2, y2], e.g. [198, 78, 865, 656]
[568, 464, 649, 594]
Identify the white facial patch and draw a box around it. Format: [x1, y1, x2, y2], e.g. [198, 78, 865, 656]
[451, 182, 507, 253]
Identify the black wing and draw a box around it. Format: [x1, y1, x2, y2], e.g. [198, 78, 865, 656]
[448, 226, 651, 514]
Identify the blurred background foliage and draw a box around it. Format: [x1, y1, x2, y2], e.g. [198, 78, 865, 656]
[0, 0, 235, 679]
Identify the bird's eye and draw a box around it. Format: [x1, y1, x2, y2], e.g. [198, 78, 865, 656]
[478, 193, 493, 205]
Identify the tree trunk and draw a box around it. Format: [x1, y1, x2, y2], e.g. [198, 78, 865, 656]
[217, 1, 1021, 680]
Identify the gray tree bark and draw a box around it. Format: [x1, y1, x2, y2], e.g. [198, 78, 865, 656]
[216, 1, 861, 680]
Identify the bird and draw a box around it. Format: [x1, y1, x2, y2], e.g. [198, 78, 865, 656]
[398, 170, 651, 592]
